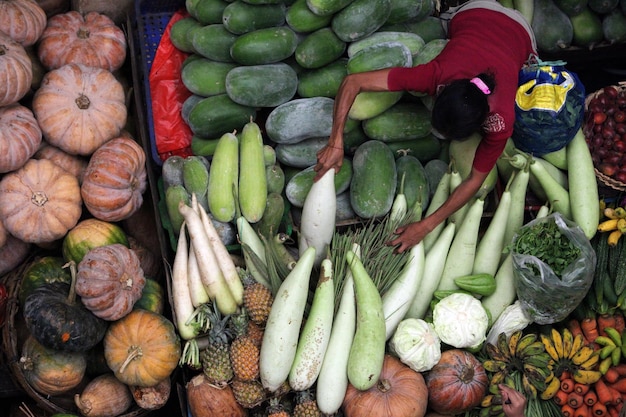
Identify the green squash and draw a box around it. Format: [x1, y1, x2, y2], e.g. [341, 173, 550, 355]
[532, 0, 574, 53]
[18, 256, 71, 306]
[570, 6, 603, 48]
[62, 218, 129, 264]
[134, 278, 166, 315]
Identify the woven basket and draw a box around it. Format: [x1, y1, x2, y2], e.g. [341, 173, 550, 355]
[0, 256, 150, 417]
[584, 82, 626, 192]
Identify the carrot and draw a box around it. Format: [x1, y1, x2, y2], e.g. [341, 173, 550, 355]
[581, 317, 599, 343]
[568, 392, 585, 409]
[561, 370, 573, 381]
[595, 378, 615, 405]
[593, 402, 608, 417]
[611, 363, 626, 377]
[597, 314, 617, 337]
[562, 404, 577, 417]
[556, 389, 571, 406]
[562, 378, 576, 393]
[575, 404, 591, 417]
[607, 379, 626, 396]
[613, 312, 625, 333]
[575, 382, 591, 395]
[606, 406, 619, 417]
[603, 368, 620, 384]
[569, 318, 587, 342]
[584, 389, 598, 406]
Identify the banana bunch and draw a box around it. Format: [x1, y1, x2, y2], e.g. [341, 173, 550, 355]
[483, 331, 554, 400]
[594, 326, 626, 374]
[540, 327, 603, 388]
[598, 205, 626, 247]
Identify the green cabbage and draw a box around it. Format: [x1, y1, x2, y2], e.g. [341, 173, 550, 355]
[389, 318, 441, 372]
[432, 293, 489, 349]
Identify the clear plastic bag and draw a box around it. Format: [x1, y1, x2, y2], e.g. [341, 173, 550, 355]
[512, 212, 596, 324]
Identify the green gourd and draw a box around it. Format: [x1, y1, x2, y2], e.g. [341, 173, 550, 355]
[570, 6, 603, 48]
[531, 0, 573, 53]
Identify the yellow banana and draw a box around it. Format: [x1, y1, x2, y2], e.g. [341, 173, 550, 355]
[604, 207, 620, 219]
[486, 342, 509, 362]
[483, 359, 507, 373]
[518, 341, 546, 358]
[599, 344, 616, 360]
[599, 357, 613, 375]
[522, 373, 538, 398]
[497, 332, 512, 360]
[571, 346, 595, 365]
[579, 352, 601, 370]
[539, 374, 561, 400]
[595, 336, 617, 348]
[551, 328, 564, 358]
[568, 334, 585, 360]
[481, 394, 495, 408]
[508, 330, 523, 357]
[561, 328, 573, 359]
[615, 206, 626, 218]
[608, 229, 622, 247]
[598, 218, 620, 231]
[611, 344, 622, 366]
[540, 333, 559, 361]
[572, 369, 602, 385]
[604, 327, 623, 347]
[516, 333, 538, 356]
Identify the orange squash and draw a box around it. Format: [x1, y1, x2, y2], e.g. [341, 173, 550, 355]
[33, 141, 88, 183]
[0, 30, 33, 106]
[0, 0, 47, 47]
[81, 136, 147, 222]
[425, 349, 489, 415]
[32, 63, 127, 156]
[75, 243, 146, 321]
[0, 158, 82, 243]
[20, 334, 86, 396]
[37, 10, 126, 71]
[343, 355, 429, 417]
[0, 104, 42, 173]
[103, 309, 181, 387]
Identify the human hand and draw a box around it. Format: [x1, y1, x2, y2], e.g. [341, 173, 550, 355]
[314, 144, 344, 182]
[499, 384, 527, 417]
[386, 221, 431, 253]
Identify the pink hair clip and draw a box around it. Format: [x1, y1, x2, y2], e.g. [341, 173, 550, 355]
[470, 77, 491, 95]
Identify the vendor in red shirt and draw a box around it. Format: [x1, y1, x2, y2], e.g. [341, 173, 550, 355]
[313, 0, 537, 253]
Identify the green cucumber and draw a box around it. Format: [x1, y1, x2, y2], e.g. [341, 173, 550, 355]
[266, 163, 286, 194]
[286, 0, 334, 33]
[386, 0, 434, 25]
[265, 97, 334, 144]
[222, 1, 286, 34]
[349, 91, 403, 120]
[362, 101, 431, 141]
[230, 26, 299, 65]
[306, 0, 355, 16]
[190, 24, 238, 63]
[295, 27, 347, 69]
[385, 135, 442, 164]
[225, 63, 298, 107]
[395, 154, 429, 212]
[297, 58, 347, 98]
[347, 31, 425, 59]
[169, 17, 202, 53]
[350, 140, 397, 218]
[254, 192, 285, 238]
[285, 160, 353, 207]
[239, 120, 268, 223]
[162, 155, 185, 189]
[183, 156, 210, 209]
[165, 184, 191, 233]
[347, 41, 412, 74]
[181, 58, 237, 97]
[208, 132, 239, 222]
[275, 137, 328, 168]
[331, 0, 392, 42]
[186, 0, 230, 25]
[187, 94, 257, 139]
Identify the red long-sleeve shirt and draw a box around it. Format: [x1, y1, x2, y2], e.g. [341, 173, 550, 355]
[387, 7, 536, 173]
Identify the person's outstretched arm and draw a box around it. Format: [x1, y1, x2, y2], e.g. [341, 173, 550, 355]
[314, 68, 393, 182]
[499, 384, 527, 417]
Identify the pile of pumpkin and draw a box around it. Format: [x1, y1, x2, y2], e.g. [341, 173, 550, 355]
[0, 1, 181, 415]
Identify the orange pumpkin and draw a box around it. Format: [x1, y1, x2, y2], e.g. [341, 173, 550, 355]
[0, 31, 33, 106]
[0, 158, 82, 243]
[425, 349, 489, 415]
[103, 309, 181, 387]
[343, 355, 429, 417]
[20, 334, 86, 396]
[81, 136, 147, 222]
[0, 104, 42, 173]
[37, 10, 127, 71]
[75, 243, 146, 321]
[0, 0, 47, 47]
[32, 63, 127, 156]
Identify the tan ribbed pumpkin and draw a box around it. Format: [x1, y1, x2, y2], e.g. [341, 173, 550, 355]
[32, 63, 127, 156]
[0, 104, 42, 173]
[81, 136, 147, 222]
[0, 0, 47, 47]
[37, 10, 127, 71]
[0, 31, 33, 106]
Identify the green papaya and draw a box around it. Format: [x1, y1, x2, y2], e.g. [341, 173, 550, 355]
[603, 9, 626, 43]
[588, 0, 618, 14]
[532, 0, 573, 53]
[554, 0, 587, 16]
[569, 6, 603, 48]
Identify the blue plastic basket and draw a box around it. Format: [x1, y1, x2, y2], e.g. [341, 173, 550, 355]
[135, 0, 186, 166]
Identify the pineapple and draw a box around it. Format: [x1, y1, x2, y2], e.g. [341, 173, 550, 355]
[231, 378, 267, 409]
[242, 270, 274, 326]
[200, 305, 233, 388]
[229, 309, 260, 381]
[267, 397, 291, 417]
[247, 320, 264, 347]
[292, 389, 322, 417]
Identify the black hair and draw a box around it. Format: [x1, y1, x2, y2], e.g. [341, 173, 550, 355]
[431, 73, 496, 141]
